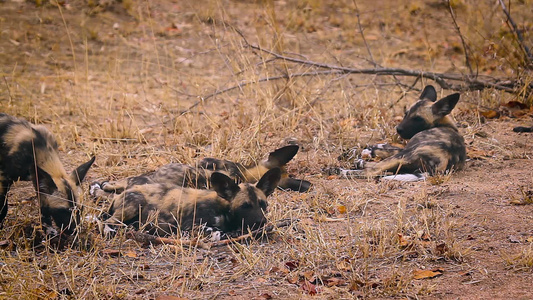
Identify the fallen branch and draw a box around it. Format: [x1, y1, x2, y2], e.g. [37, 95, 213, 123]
[175, 25, 531, 116]
[125, 219, 296, 249]
[247, 44, 530, 93]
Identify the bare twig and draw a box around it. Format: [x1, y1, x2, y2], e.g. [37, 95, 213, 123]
[125, 219, 296, 249]
[179, 70, 344, 116]
[447, 1, 475, 75]
[498, 0, 532, 65]
[352, 0, 376, 67]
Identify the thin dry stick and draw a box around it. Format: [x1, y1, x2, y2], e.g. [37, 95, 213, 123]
[179, 70, 344, 116]
[498, 0, 532, 64]
[126, 219, 295, 249]
[447, 1, 475, 75]
[3, 76, 13, 106]
[352, 0, 414, 98]
[352, 0, 376, 67]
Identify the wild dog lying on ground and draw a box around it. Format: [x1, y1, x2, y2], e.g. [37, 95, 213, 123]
[0, 113, 95, 234]
[90, 145, 311, 199]
[95, 167, 281, 236]
[334, 85, 466, 181]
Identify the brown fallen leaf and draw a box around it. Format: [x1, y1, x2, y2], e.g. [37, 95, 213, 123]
[287, 273, 299, 284]
[285, 261, 299, 271]
[325, 277, 347, 287]
[123, 250, 137, 258]
[398, 233, 411, 247]
[413, 268, 443, 280]
[255, 293, 273, 300]
[101, 249, 121, 257]
[435, 242, 449, 256]
[300, 281, 318, 295]
[480, 110, 500, 119]
[327, 175, 338, 180]
[155, 296, 189, 300]
[302, 270, 315, 282]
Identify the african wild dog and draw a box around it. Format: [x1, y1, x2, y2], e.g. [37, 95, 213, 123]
[91, 145, 311, 199]
[97, 167, 281, 236]
[0, 113, 95, 234]
[337, 85, 466, 181]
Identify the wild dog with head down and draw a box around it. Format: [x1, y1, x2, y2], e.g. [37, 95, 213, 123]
[0, 113, 95, 233]
[98, 167, 281, 236]
[338, 85, 466, 181]
[91, 145, 310, 199]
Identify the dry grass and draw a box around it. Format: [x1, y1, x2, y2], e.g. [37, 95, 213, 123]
[1, 0, 532, 298]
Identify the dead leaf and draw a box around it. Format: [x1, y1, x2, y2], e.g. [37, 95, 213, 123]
[287, 273, 299, 284]
[255, 293, 273, 300]
[325, 277, 347, 287]
[398, 233, 411, 247]
[135, 289, 146, 295]
[34, 287, 58, 300]
[300, 281, 318, 295]
[480, 110, 500, 119]
[302, 270, 315, 282]
[413, 268, 443, 280]
[124, 250, 137, 258]
[327, 175, 338, 180]
[503, 101, 528, 110]
[526, 237, 533, 243]
[285, 261, 299, 271]
[101, 249, 121, 257]
[155, 296, 188, 300]
[255, 277, 268, 283]
[336, 260, 352, 271]
[420, 232, 431, 241]
[467, 148, 492, 160]
[337, 205, 347, 214]
[435, 242, 449, 255]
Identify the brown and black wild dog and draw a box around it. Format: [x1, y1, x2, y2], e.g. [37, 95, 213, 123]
[337, 85, 466, 181]
[99, 167, 281, 235]
[91, 145, 310, 198]
[0, 113, 95, 234]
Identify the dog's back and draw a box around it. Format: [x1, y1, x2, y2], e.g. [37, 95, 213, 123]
[103, 168, 281, 235]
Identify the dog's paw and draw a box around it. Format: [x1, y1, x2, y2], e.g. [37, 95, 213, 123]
[89, 182, 102, 196]
[322, 167, 342, 175]
[354, 158, 365, 169]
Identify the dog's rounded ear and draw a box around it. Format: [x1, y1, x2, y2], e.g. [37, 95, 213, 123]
[211, 172, 240, 201]
[265, 145, 299, 168]
[431, 93, 460, 117]
[71, 156, 96, 186]
[420, 85, 437, 102]
[256, 167, 282, 197]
